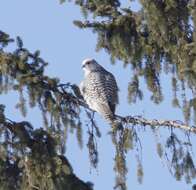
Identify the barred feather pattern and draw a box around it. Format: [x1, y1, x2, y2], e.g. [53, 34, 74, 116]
[80, 67, 118, 124]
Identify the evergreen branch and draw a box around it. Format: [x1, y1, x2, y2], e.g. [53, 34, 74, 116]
[120, 115, 196, 133]
[0, 112, 94, 190]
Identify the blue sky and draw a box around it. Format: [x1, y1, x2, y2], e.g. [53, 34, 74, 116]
[0, 0, 195, 189]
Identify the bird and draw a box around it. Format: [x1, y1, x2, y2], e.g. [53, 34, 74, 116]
[79, 58, 119, 124]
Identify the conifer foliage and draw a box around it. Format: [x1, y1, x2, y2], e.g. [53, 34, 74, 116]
[0, 31, 93, 190]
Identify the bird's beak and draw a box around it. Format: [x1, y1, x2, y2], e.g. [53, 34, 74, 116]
[82, 65, 85, 68]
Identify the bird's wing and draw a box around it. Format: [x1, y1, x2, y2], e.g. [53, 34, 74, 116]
[81, 71, 118, 115]
[105, 72, 119, 105]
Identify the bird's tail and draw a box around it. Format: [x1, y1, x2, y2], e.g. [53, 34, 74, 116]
[96, 103, 122, 128]
[103, 113, 123, 129]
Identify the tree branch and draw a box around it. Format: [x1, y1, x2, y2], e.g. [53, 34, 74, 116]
[56, 85, 196, 134]
[58, 86, 196, 134]
[120, 115, 196, 133]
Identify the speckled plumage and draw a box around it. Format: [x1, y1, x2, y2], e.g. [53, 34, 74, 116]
[80, 58, 118, 123]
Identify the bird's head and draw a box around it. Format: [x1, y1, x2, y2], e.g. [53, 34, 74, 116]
[82, 58, 103, 76]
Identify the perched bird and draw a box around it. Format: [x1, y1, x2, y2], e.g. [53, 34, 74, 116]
[80, 58, 119, 124]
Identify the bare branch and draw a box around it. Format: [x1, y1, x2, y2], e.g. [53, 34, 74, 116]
[119, 115, 196, 134]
